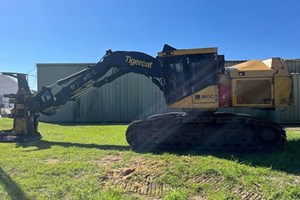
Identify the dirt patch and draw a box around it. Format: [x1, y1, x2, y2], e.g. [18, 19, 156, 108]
[102, 154, 122, 163]
[74, 171, 85, 179]
[228, 185, 262, 200]
[92, 154, 122, 169]
[190, 174, 262, 200]
[189, 195, 207, 200]
[45, 158, 59, 164]
[100, 157, 263, 199]
[100, 157, 170, 196]
[268, 175, 300, 188]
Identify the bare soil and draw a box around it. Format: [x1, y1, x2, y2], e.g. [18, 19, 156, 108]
[99, 156, 263, 199]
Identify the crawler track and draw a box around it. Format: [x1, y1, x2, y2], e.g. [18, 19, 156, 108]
[126, 112, 286, 152]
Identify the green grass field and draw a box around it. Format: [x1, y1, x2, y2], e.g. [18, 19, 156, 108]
[0, 118, 300, 200]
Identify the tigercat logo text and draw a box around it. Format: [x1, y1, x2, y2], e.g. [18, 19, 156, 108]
[125, 56, 153, 68]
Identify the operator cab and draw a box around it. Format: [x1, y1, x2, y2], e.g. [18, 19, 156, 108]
[158, 44, 224, 106]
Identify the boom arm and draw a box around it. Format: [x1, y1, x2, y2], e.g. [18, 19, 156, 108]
[27, 50, 163, 116]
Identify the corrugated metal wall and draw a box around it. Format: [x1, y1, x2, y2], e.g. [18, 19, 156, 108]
[37, 59, 300, 123]
[37, 64, 86, 122]
[78, 72, 175, 122]
[37, 63, 175, 123]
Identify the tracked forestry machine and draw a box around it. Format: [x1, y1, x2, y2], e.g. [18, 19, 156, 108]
[0, 45, 292, 151]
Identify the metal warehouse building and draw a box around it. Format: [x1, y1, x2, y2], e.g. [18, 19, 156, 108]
[37, 60, 300, 123]
[0, 74, 18, 108]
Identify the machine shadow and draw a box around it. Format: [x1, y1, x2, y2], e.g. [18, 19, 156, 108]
[0, 168, 28, 200]
[45, 122, 130, 126]
[16, 140, 131, 151]
[151, 139, 300, 175]
[16, 138, 300, 175]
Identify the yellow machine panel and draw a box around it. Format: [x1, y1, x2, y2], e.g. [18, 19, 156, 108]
[158, 47, 217, 57]
[169, 85, 219, 109]
[232, 78, 273, 107]
[192, 85, 218, 104]
[169, 95, 193, 109]
[274, 76, 292, 107]
[228, 58, 292, 108]
[227, 58, 290, 78]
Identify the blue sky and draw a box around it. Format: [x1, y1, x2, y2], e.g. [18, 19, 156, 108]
[0, 0, 300, 88]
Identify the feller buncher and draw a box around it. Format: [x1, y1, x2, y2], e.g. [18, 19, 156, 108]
[0, 45, 292, 151]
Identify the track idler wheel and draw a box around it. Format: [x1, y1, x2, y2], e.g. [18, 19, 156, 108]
[254, 125, 285, 150]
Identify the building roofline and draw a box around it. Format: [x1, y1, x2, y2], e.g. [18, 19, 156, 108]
[0, 74, 18, 84]
[36, 63, 95, 66]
